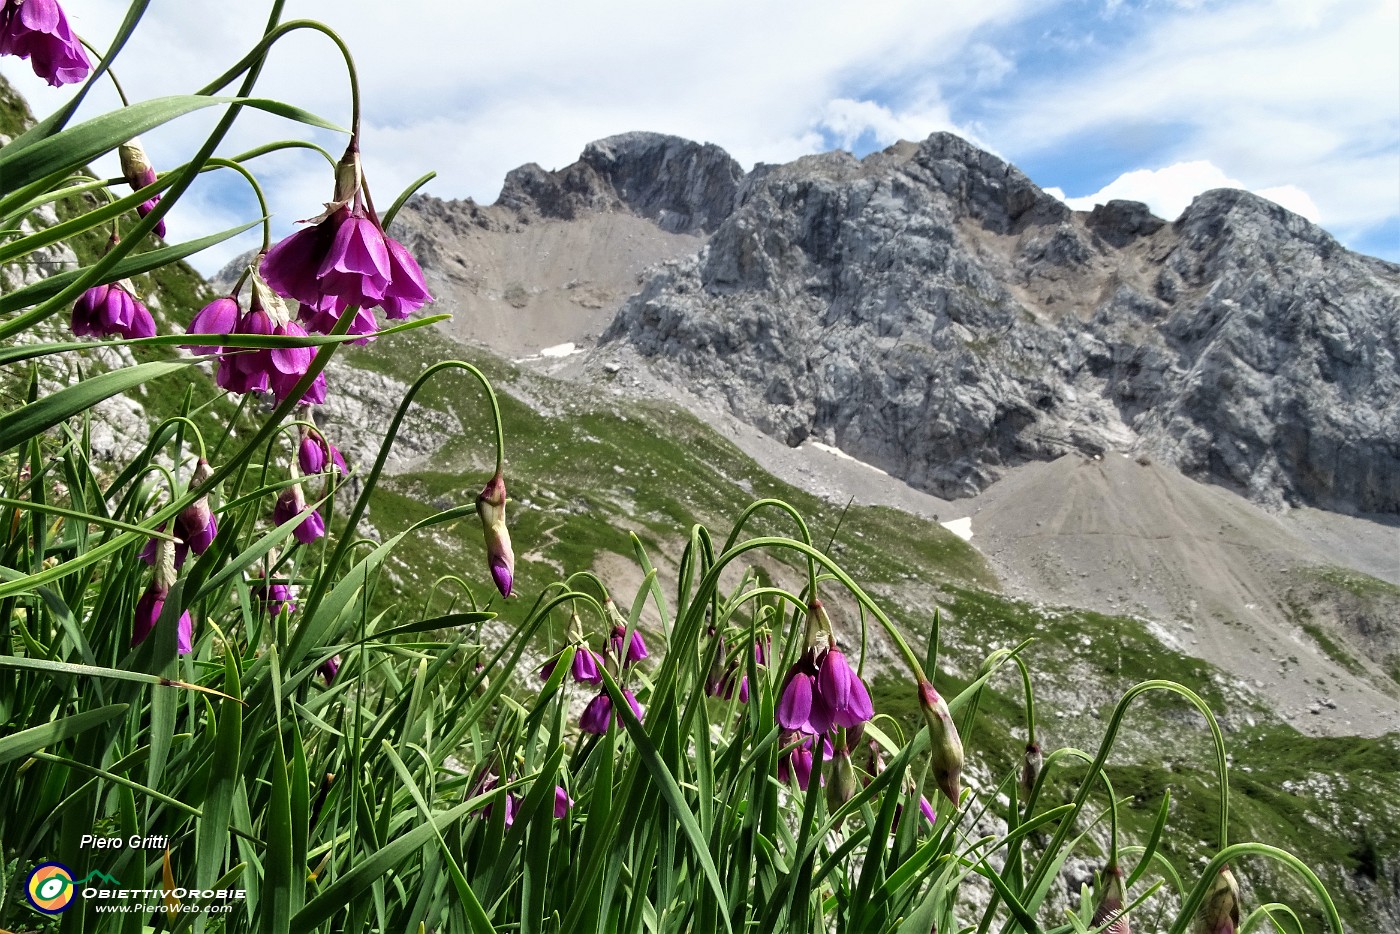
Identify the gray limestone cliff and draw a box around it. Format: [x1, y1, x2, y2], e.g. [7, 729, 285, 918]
[496, 131, 743, 234]
[603, 133, 1400, 513]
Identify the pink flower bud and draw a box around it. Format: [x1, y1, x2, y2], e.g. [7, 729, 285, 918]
[918, 680, 964, 807]
[1092, 863, 1130, 934]
[1193, 866, 1240, 934]
[475, 472, 514, 597]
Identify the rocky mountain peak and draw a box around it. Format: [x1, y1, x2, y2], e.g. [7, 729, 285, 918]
[604, 131, 1400, 514]
[496, 131, 742, 234]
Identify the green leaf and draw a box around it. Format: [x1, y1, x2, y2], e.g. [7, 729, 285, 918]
[606, 673, 734, 934]
[0, 360, 195, 452]
[0, 220, 261, 318]
[197, 649, 243, 891]
[0, 95, 342, 192]
[290, 798, 480, 933]
[0, 703, 127, 765]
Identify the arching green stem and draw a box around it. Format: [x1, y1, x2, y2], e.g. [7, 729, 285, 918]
[1021, 680, 1230, 905]
[421, 575, 479, 617]
[203, 157, 273, 252]
[77, 37, 129, 105]
[229, 139, 338, 169]
[295, 360, 504, 636]
[1167, 844, 1342, 934]
[195, 19, 361, 137]
[721, 499, 818, 603]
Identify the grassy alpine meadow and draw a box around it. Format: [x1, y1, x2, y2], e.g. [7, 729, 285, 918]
[0, 2, 1348, 932]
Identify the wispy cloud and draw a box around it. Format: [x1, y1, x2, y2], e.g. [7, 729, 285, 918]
[1043, 160, 1322, 222]
[2, 0, 1394, 274]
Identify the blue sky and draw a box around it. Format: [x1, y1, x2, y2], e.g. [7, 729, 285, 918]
[3, 0, 1396, 272]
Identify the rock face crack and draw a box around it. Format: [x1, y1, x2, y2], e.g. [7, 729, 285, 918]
[602, 133, 1400, 514]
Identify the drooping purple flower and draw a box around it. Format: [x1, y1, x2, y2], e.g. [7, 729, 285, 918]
[251, 577, 296, 618]
[119, 138, 165, 238]
[319, 655, 341, 683]
[473, 774, 520, 828]
[297, 302, 379, 344]
[541, 644, 604, 685]
[580, 688, 643, 734]
[0, 0, 91, 87]
[380, 236, 434, 319]
[259, 218, 336, 310]
[918, 795, 937, 826]
[777, 731, 832, 791]
[263, 205, 393, 324]
[274, 484, 324, 544]
[776, 650, 820, 732]
[260, 143, 433, 329]
[298, 428, 348, 476]
[580, 691, 612, 734]
[554, 785, 573, 819]
[173, 459, 217, 557]
[813, 648, 874, 732]
[132, 538, 193, 654]
[71, 281, 155, 340]
[609, 621, 648, 665]
[214, 301, 272, 395]
[186, 296, 240, 355]
[316, 207, 391, 303]
[266, 319, 322, 402]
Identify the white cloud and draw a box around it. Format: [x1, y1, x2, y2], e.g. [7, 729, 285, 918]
[818, 99, 958, 151]
[1047, 159, 1322, 222]
[992, 0, 1398, 242]
[1, 0, 1394, 274]
[2, 0, 1045, 273]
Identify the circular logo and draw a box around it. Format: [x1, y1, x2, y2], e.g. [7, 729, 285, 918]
[26, 862, 76, 914]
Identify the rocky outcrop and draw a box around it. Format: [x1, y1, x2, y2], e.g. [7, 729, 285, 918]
[497, 131, 743, 234]
[604, 133, 1400, 513]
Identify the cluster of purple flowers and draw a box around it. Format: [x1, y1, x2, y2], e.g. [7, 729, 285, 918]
[259, 143, 432, 342]
[472, 774, 573, 828]
[537, 601, 652, 736]
[0, 0, 89, 87]
[775, 644, 874, 736]
[766, 598, 942, 826]
[187, 278, 327, 405]
[705, 631, 769, 703]
[71, 278, 154, 340]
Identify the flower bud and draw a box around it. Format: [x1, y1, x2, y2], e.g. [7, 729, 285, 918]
[917, 680, 964, 806]
[475, 471, 514, 597]
[1019, 742, 1042, 803]
[118, 138, 166, 237]
[1091, 862, 1130, 934]
[186, 296, 239, 355]
[1192, 866, 1240, 934]
[827, 746, 858, 816]
[175, 459, 217, 556]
